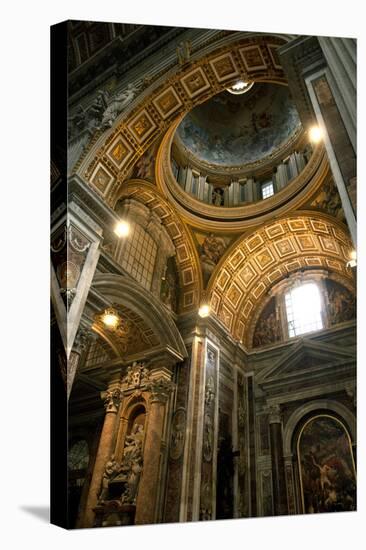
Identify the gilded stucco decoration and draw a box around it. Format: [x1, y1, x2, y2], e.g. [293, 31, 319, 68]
[208, 213, 355, 345]
[75, 35, 289, 203]
[92, 304, 160, 357]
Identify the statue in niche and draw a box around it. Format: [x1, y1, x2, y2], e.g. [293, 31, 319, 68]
[160, 257, 178, 311]
[176, 40, 192, 65]
[119, 423, 145, 504]
[253, 298, 282, 348]
[212, 187, 224, 206]
[327, 282, 355, 325]
[98, 455, 121, 503]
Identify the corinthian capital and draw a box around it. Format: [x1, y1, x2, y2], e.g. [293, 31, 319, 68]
[148, 378, 175, 404]
[101, 388, 122, 412]
[267, 403, 282, 424]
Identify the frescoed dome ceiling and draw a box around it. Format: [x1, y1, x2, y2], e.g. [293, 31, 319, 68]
[175, 83, 302, 168]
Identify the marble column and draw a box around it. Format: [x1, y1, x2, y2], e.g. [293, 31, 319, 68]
[51, 201, 103, 358]
[82, 386, 122, 528]
[67, 327, 90, 399]
[135, 376, 173, 524]
[318, 37, 356, 152]
[268, 404, 288, 516]
[305, 70, 356, 245]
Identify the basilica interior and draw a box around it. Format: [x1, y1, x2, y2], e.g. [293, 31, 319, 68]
[51, 21, 357, 528]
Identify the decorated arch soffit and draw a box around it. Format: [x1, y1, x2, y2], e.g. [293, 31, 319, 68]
[116, 180, 203, 312]
[87, 273, 187, 362]
[74, 34, 290, 205]
[207, 212, 355, 345]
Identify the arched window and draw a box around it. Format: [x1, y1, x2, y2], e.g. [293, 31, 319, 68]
[285, 282, 323, 337]
[119, 222, 157, 290]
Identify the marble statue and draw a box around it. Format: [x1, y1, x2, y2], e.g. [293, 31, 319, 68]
[98, 454, 120, 502]
[101, 83, 141, 128]
[176, 40, 192, 65]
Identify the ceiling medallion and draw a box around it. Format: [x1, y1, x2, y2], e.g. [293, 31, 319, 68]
[226, 80, 254, 95]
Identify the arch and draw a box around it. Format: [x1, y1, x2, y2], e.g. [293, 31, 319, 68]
[89, 273, 187, 361]
[115, 180, 203, 312]
[74, 34, 294, 205]
[207, 211, 354, 343]
[283, 399, 356, 457]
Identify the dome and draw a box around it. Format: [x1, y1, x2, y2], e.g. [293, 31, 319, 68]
[175, 83, 302, 168]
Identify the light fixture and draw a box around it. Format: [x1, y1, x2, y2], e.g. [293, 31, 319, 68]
[114, 220, 130, 238]
[346, 249, 357, 268]
[198, 303, 210, 318]
[101, 307, 120, 329]
[226, 80, 254, 95]
[308, 125, 323, 143]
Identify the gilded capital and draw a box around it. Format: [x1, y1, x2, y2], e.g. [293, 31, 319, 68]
[267, 403, 282, 424]
[101, 388, 122, 412]
[148, 378, 175, 404]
